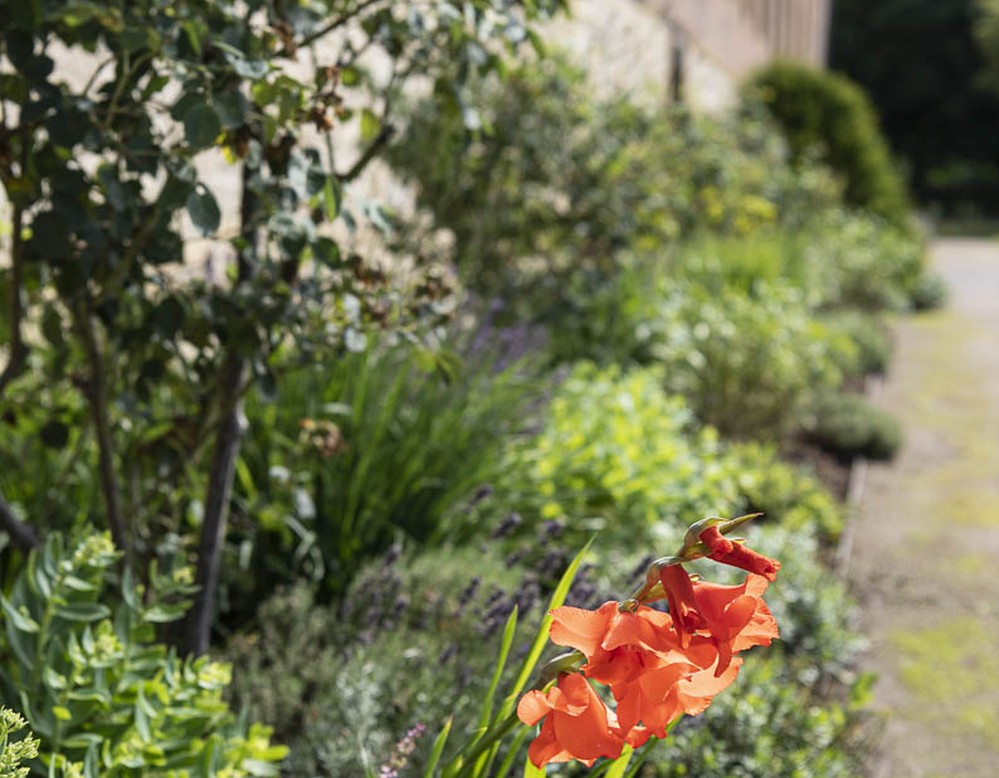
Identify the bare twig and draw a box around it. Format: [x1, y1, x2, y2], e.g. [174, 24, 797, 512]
[338, 121, 395, 182]
[289, 0, 388, 54]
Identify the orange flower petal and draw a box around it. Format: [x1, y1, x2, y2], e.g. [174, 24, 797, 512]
[517, 689, 551, 727]
[549, 602, 617, 656]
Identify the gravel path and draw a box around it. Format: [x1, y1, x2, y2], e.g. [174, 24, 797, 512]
[848, 238, 999, 777]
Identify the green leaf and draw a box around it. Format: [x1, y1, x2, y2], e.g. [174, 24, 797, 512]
[142, 605, 187, 624]
[62, 575, 97, 593]
[215, 90, 247, 129]
[29, 211, 72, 259]
[322, 177, 341, 221]
[360, 108, 381, 142]
[522, 752, 545, 778]
[603, 744, 634, 778]
[183, 103, 222, 149]
[241, 759, 282, 776]
[186, 185, 221, 236]
[504, 539, 593, 709]
[423, 716, 452, 778]
[55, 603, 112, 623]
[1, 596, 40, 633]
[153, 297, 185, 339]
[477, 606, 518, 732]
[495, 726, 530, 778]
[40, 420, 70, 449]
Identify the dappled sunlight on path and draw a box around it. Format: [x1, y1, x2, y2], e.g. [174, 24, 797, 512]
[849, 238, 999, 777]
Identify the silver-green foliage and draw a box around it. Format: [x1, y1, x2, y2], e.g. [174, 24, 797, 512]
[0, 534, 286, 777]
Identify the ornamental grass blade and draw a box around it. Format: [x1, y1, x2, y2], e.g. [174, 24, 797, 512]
[424, 716, 453, 778]
[522, 752, 545, 778]
[477, 605, 518, 732]
[496, 726, 530, 778]
[500, 537, 593, 718]
[603, 744, 634, 778]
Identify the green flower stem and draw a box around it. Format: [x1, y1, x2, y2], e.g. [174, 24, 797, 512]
[449, 711, 521, 778]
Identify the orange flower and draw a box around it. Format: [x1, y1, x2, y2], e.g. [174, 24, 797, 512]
[516, 672, 647, 767]
[658, 565, 779, 675]
[548, 602, 718, 736]
[698, 525, 781, 581]
[517, 519, 781, 768]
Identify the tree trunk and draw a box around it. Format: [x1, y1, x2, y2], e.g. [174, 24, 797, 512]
[184, 352, 247, 655]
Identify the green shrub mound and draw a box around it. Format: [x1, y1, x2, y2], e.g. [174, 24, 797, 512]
[747, 61, 910, 223]
[474, 362, 746, 546]
[391, 56, 840, 304]
[555, 269, 854, 439]
[821, 311, 893, 377]
[909, 270, 949, 311]
[801, 391, 903, 462]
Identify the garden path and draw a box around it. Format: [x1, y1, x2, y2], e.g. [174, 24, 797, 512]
[848, 237, 999, 777]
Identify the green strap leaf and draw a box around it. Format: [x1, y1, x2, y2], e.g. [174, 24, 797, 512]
[477, 605, 518, 732]
[424, 716, 453, 778]
[502, 538, 594, 715]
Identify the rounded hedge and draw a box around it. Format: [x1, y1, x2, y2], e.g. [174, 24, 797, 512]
[746, 61, 910, 223]
[801, 391, 903, 462]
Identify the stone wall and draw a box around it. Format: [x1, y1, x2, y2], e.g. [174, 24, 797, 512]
[549, 0, 831, 114]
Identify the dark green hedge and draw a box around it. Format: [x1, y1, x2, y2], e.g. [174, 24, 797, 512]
[746, 61, 910, 223]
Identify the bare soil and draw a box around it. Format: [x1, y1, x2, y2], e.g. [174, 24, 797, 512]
[847, 238, 999, 777]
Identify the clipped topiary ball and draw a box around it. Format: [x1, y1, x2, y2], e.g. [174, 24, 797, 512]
[745, 61, 910, 224]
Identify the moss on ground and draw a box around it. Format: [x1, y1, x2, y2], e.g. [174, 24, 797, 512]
[891, 617, 999, 747]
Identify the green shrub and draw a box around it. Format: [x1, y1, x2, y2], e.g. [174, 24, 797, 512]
[909, 270, 948, 311]
[820, 311, 893, 377]
[471, 363, 746, 546]
[647, 652, 867, 778]
[227, 339, 539, 607]
[747, 61, 910, 222]
[640, 280, 852, 439]
[804, 210, 927, 312]
[225, 546, 537, 777]
[731, 443, 845, 540]
[666, 231, 814, 301]
[0, 533, 285, 777]
[391, 55, 839, 307]
[801, 391, 903, 461]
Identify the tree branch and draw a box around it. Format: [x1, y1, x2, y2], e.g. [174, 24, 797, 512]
[184, 161, 258, 656]
[184, 352, 247, 656]
[289, 0, 388, 54]
[0, 492, 39, 552]
[75, 302, 129, 555]
[0, 201, 28, 398]
[338, 121, 395, 183]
